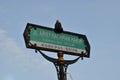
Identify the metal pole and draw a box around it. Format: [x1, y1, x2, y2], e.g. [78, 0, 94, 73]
[57, 51, 65, 80]
[59, 65, 64, 80]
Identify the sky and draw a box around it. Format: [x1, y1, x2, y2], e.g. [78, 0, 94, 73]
[0, 0, 120, 80]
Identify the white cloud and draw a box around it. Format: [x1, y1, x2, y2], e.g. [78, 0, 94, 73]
[0, 29, 23, 55]
[0, 29, 55, 79]
[0, 29, 7, 35]
[2, 74, 15, 80]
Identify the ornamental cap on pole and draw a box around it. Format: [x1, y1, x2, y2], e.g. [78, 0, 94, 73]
[54, 20, 63, 33]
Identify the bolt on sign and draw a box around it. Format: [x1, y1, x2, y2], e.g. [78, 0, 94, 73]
[23, 23, 90, 57]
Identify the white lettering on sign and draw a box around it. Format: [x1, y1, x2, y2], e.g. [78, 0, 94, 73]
[32, 29, 83, 44]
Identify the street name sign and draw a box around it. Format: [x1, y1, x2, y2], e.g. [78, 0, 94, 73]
[23, 23, 90, 57]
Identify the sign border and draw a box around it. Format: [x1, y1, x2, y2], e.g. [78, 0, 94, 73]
[23, 23, 90, 57]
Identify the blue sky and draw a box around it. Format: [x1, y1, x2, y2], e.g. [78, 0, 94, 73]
[0, 0, 120, 80]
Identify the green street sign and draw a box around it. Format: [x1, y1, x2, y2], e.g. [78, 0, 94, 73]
[23, 23, 90, 57]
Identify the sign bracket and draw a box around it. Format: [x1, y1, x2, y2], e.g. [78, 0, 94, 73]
[36, 50, 80, 80]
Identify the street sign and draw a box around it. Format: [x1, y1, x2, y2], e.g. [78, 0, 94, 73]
[23, 23, 90, 57]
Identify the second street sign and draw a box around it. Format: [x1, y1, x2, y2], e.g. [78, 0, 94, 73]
[23, 23, 90, 57]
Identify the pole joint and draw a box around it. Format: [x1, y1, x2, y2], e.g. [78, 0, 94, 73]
[57, 51, 64, 65]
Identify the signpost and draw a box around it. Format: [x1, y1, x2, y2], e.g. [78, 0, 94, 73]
[23, 20, 91, 80]
[23, 23, 90, 57]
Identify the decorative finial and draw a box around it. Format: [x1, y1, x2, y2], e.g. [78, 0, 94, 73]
[54, 20, 63, 33]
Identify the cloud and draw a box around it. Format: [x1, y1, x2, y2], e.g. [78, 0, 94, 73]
[0, 29, 6, 35]
[2, 74, 15, 80]
[0, 29, 23, 55]
[0, 29, 55, 79]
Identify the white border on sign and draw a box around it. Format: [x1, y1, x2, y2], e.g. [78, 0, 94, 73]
[30, 40, 87, 55]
